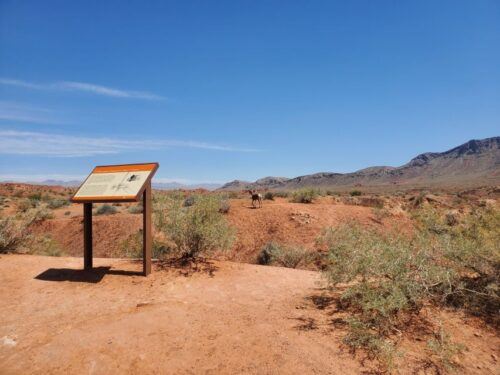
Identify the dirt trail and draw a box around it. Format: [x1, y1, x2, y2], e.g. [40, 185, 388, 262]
[1, 255, 498, 374]
[0, 254, 363, 374]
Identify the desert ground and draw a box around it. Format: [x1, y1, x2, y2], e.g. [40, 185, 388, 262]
[0, 183, 499, 374]
[0, 255, 498, 375]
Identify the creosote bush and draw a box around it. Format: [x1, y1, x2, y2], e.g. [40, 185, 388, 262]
[290, 188, 319, 204]
[320, 205, 499, 371]
[257, 242, 308, 268]
[154, 193, 234, 259]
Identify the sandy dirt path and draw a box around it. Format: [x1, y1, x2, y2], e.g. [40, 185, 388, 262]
[0, 254, 363, 374]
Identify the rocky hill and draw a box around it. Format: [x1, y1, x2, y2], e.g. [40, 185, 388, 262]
[219, 137, 500, 191]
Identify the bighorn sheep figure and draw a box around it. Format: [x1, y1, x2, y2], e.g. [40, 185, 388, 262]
[248, 190, 262, 208]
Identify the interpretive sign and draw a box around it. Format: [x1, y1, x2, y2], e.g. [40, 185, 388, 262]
[72, 163, 158, 202]
[71, 163, 159, 276]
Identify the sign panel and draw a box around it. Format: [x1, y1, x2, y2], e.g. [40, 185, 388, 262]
[71, 163, 159, 202]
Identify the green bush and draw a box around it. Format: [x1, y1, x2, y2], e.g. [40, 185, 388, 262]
[95, 204, 118, 215]
[320, 224, 453, 369]
[350, 190, 362, 196]
[257, 242, 308, 268]
[290, 188, 319, 204]
[154, 193, 234, 259]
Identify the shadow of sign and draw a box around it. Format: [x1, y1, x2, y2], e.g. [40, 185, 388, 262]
[35, 267, 143, 283]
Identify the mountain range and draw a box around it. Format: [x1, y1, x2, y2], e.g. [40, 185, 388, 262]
[219, 136, 500, 191]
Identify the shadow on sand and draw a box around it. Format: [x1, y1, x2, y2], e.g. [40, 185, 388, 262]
[35, 267, 143, 283]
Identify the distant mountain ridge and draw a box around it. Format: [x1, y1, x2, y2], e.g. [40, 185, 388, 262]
[219, 137, 500, 191]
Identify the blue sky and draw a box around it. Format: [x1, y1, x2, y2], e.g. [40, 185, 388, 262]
[1, 0, 499, 184]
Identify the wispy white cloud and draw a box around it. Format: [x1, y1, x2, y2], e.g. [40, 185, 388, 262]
[0, 78, 165, 100]
[0, 130, 259, 157]
[0, 101, 66, 124]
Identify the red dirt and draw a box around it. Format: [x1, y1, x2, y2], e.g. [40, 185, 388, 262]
[30, 197, 412, 263]
[1, 255, 498, 374]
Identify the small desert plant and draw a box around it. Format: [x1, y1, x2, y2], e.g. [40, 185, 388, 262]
[29, 235, 62, 256]
[218, 199, 230, 214]
[127, 204, 143, 214]
[17, 198, 36, 212]
[350, 190, 362, 196]
[263, 192, 275, 200]
[426, 324, 465, 372]
[290, 188, 319, 203]
[257, 242, 308, 268]
[47, 198, 70, 209]
[0, 215, 27, 253]
[64, 211, 71, 216]
[183, 195, 196, 207]
[95, 204, 118, 215]
[154, 193, 234, 259]
[119, 230, 171, 259]
[372, 207, 391, 222]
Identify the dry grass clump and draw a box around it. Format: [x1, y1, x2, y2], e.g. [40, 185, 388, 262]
[154, 192, 234, 259]
[319, 205, 499, 371]
[95, 204, 118, 215]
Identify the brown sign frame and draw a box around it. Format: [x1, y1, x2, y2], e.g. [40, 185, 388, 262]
[71, 162, 159, 276]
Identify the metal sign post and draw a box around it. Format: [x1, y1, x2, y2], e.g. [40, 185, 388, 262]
[71, 163, 159, 276]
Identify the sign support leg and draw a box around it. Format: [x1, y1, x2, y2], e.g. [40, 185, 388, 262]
[143, 182, 152, 276]
[83, 203, 93, 270]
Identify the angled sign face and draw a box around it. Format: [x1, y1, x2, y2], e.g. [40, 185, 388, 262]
[71, 163, 159, 203]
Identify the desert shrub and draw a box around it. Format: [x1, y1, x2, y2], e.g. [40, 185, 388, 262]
[128, 204, 143, 214]
[263, 192, 275, 200]
[118, 230, 171, 259]
[64, 211, 71, 216]
[415, 206, 500, 318]
[227, 191, 239, 199]
[95, 204, 117, 215]
[154, 193, 234, 259]
[183, 195, 196, 207]
[372, 207, 391, 222]
[290, 188, 319, 203]
[28, 192, 42, 201]
[426, 324, 465, 372]
[47, 198, 70, 209]
[24, 205, 54, 223]
[0, 215, 27, 253]
[350, 190, 362, 196]
[273, 191, 289, 198]
[257, 242, 308, 268]
[17, 198, 36, 212]
[218, 199, 230, 214]
[29, 235, 62, 256]
[320, 224, 453, 369]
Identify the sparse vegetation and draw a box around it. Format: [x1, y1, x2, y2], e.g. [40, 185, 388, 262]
[95, 204, 118, 215]
[350, 190, 362, 196]
[47, 198, 70, 209]
[290, 188, 319, 203]
[154, 193, 234, 259]
[319, 205, 499, 371]
[257, 242, 308, 268]
[0, 215, 27, 253]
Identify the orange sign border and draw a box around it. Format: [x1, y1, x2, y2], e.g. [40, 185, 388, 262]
[71, 162, 159, 203]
